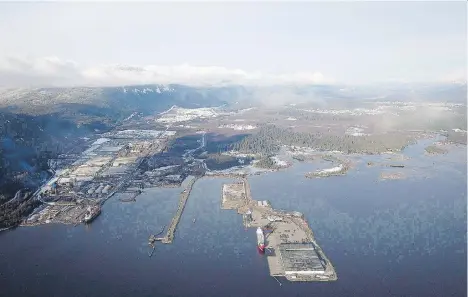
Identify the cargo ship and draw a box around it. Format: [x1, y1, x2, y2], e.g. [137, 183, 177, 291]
[256, 227, 266, 253]
[83, 205, 101, 223]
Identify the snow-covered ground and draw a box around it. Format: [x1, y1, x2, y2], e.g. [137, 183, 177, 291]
[222, 151, 258, 158]
[153, 165, 179, 171]
[286, 117, 297, 121]
[159, 105, 177, 115]
[83, 145, 101, 155]
[122, 85, 174, 94]
[156, 107, 221, 123]
[285, 146, 347, 157]
[376, 101, 464, 108]
[161, 130, 177, 137]
[98, 145, 125, 152]
[205, 164, 276, 176]
[112, 130, 163, 138]
[301, 107, 394, 116]
[124, 112, 138, 121]
[345, 126, 369, 136]
[286, 146, 317, 156]
[306, 164, 348, 178]
[271, 156, 288, 167]
[218, 124, 256, 130]
[300, 102, 462, 117]
[176, 124, 196, 129]
[318, 164, 344, 174]
[91, 138, 110, 146]
[237, 107, 257, 113]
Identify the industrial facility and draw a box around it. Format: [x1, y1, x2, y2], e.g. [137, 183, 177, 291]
[220, 180, 337, 282]
[278, 243, 326, 277]
[24, 129, 178, 226]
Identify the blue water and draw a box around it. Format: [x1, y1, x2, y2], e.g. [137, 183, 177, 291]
[0, 140, 466, 297]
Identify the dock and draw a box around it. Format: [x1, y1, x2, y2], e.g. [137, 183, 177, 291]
[220, 178, 337, 282]
[148, 245, 156, 257]
[119, 190, 141, 202]
[161, 176, 199, 244]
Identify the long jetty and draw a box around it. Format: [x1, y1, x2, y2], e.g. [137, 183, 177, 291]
[161, 176, 199, 244]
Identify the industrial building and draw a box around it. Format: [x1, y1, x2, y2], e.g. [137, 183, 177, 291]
[257, 200, 270, 207]
[278, 243, 326, 276]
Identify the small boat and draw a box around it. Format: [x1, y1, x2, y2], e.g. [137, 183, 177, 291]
[192, 218, 196, 223]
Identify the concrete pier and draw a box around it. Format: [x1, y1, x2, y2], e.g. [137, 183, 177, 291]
[220, 178, 338, 282]
[161, 176, 199, 244]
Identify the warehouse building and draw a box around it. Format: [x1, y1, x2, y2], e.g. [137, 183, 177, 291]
[278, 243, 325, 276]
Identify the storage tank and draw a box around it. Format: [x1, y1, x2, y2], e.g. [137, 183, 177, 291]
[87, 185, 96, 195]
[102, 185, 111, 194]
[95, 185, 104, 194]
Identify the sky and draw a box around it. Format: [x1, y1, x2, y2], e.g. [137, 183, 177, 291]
[0, 1, 466, 87]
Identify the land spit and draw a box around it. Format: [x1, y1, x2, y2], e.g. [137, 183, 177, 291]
[221, 178, 337, 282]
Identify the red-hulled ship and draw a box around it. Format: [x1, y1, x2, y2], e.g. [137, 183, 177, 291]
[256, 227, 266, 253]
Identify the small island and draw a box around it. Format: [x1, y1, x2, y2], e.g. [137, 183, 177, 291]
[306, 164, 349, 178]
[425, 145, 448, 155]
[305, 155, 351, 178]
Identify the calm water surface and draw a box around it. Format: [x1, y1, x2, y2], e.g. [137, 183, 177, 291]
[0, 140, 466, 297]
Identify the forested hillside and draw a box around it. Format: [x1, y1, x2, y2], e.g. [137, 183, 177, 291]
[0, 111, 106, 203]
[231, 125, 416, 155]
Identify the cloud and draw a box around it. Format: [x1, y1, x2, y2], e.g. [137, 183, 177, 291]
[0, 55, 334, 87]
[437, 69, 467, 84]
[1, 56, 79, 77]
[80, 63, 334, 86]
[0, 55, 82, 87]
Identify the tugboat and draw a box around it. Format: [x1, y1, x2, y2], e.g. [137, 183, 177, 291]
[83, 205, 101, 223]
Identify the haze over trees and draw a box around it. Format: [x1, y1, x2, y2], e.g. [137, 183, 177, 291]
[230, 125, 416, 155]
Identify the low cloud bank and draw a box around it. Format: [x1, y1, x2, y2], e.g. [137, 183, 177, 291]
[0, 55, 333, 88]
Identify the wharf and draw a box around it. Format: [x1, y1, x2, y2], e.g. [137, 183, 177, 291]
[161, 176, 199, 244]
[221, 178, 337, 282]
